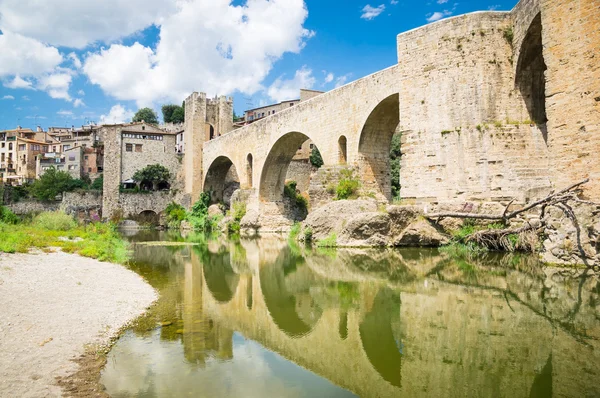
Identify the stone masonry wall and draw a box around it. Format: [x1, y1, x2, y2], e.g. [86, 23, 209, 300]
[397, 12, 553, 203]
[120, 135, 180, 187]
[540, 0, 600, 199]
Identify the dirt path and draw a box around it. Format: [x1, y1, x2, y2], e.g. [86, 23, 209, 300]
[0, 251, 157, 398]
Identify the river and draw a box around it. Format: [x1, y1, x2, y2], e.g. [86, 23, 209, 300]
[100, 230, 600, 398]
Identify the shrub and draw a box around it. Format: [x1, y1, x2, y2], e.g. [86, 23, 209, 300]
[165, 202, 186, 229]
[90, 175, 104, 191]
[34, 211, 77, 231]
[303, 226, 313, 243]
[0, 205, 19, 224]
[188, 193, 220, 233]
[284, 181, 308, 212]
[289, 222, 301, 240]
[227, 202, 247, 235]
[335, 169, 360, 200]
[29, 167, 80, 201]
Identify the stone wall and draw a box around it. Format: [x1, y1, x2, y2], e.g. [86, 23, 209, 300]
[7, 200, 59, 215]
[118, 192, 177, 218]
[285, 159, 315, 194]
[539, 0, 600, 199]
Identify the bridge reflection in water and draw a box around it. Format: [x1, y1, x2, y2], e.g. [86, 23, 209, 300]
[101, 234, 600, 398]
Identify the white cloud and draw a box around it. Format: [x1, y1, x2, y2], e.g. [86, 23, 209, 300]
[22, 95, 30, 101]
[427, 10, 452, 22]
[67, 53, 82, 69]
[3, 75, 34, 89]
[267, 66, 315, 102]
[0, 0, 176, 49]
[361, 4, 385, 20]
[73, 99, 85, 107]
[437, 0, 449, 4]
[57, 110, 74, 117]
[0, 32, 63, 77]
[37, 73, 72, 101]
[83, 0, 314, 106]
[2, 95, 14, 100]
[335, 74, 352, 88]
[100, 104, 134, 124]
[324, 72, 334, 84]
[488, 5, 501, 10]
[390, 0, 399, 5]
[77, 90, 85, 96]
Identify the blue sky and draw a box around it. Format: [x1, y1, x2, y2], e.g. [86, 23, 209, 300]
[0, 0, 516, 129]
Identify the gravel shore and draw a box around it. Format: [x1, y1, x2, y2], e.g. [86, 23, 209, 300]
[0, 251, 157, 398]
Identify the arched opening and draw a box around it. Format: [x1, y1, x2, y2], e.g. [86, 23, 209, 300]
[140, 180, 153, 191]
[246, 153, 253, 188]
[203, 156, 240, 207]
[137, 210, 159, 225]
[246, 276, 253, 310]
[338, 136, 347, 164]
[516, 14, 547, 134]
[157, 181, 170, 191]
[205, 123, 216, 141]
[259, 132, 322, 203]
[357, 94, 400, 201]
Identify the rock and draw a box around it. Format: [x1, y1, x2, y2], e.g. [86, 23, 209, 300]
[208, 204, 224, 218]
[240, 209, 260, 237]
[394, 219, 450, 247]
[338, 212, 391, 247]
[387, 205, 422, 234]
[303, 200, 378, 241]
[180, 220, 193, 231]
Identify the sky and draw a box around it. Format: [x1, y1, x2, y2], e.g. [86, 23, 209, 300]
[0, 0, 517, 129]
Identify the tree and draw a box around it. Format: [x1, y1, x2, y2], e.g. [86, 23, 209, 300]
[90, 175, 103, 191]
[310, 146, 324, 168]
[133, 108, 158, 124]
[133, 164, 171, 190]
[171, 107, 185, 123]
[161, 105, 179, 123]
[29, 167, 79, 201]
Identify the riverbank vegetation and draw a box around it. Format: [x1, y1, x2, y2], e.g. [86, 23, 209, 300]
[0, 206, 129, 264]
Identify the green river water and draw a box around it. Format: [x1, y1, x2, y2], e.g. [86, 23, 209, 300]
[100, 230, 600, 398]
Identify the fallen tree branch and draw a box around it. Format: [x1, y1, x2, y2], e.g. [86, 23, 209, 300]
[426, 179, 590, 222]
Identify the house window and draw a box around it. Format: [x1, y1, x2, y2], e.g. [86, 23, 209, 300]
[290, 103, 294, 107]
[53, 146, 57, 152]
[8, 143, 13, 150]
[88, 167, 92, 172]
[126, 144, 133, 152]
[69, 156, 75, 161]
[18, 144, 26, 151]
[84, 155, 88, 160]
[68, 165, 75, 170]
[63, 145, 70, 150]
[43, 146, 48, 152]
[310, 144, 314, 149]
[142, 126, 145, 130]
[135, 144, 143, 152]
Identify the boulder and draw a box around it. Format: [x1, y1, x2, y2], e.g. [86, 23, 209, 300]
[303, 200, 378, 242]
[394, 219, 450, 247]
[386, 205, 422, 235]
[338, 212, 391, 247]
[208, 204, 224, 218]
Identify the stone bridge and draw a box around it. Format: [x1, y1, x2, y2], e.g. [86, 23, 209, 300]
[185, 0, 599, 222]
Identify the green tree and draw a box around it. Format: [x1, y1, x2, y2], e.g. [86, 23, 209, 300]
[29, 168, 78, 201]
[390, 133, 402, 199]
[161, 105, 179, 123]
[310, 146, 324, 168]
[90, 175, 104, 191]
[171, 106, 185, 123]
[133, 107, 159, 124]
[133, 164, 171, 190]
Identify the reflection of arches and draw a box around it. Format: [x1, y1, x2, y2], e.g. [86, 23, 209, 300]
[246, 153, 253, 188]
[203, 251, 240, 303]
[359, 287, 402, 388]
[357, 94, 400, 201]
[259, 248, 323, 338]
[516, 14, 547, 129]
[203, 156, 240, 205]
[259, 132, 321, 202]
[338, 136, 347, 164]
[205, 123, 216, 141]
[339, 311, 348, 340]
[246, 276, 253, 310]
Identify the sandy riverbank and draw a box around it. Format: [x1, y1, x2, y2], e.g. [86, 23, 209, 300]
[0, 251, 157, 398]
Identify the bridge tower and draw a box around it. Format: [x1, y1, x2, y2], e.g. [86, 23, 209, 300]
[184, 92, 233, 201]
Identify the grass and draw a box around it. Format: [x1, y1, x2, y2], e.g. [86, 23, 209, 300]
[0, 208, 130, 264]
[335, 169, 360, 200]
[317, 233, 337, 248]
